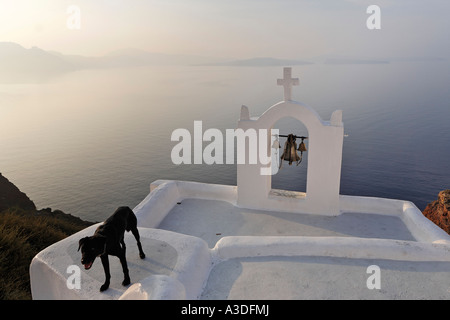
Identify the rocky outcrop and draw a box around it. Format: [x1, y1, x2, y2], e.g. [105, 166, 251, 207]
[0, 172, 94, 226]
[0, 172, 93, 299]
[0, 173, 36, 212]
[422, 190, 450, 235]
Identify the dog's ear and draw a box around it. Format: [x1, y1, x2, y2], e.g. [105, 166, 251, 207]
[78, 237, 88, 252]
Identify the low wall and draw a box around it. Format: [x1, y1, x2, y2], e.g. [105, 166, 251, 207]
[213, 236, 450, 263]
[134, 180, 237, 228]
[136, 180, 450, 245]
[340, 195, 450, 244]
[30, 227, 212, 300]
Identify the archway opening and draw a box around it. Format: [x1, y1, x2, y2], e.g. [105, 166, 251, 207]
[271, 117, 309, 194]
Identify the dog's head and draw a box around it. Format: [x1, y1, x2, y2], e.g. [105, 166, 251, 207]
[78, 236, 106, 270]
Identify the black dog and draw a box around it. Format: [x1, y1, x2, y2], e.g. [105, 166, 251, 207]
[78, 206, 145, 292]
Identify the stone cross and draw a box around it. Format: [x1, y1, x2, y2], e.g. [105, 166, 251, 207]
[277, 67, 299, 101]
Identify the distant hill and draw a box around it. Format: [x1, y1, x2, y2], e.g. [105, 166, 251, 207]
[0, 42, 77, 83]
[52, 47, 228, 69]
[102, 48, 226, 66]
[203, 57, 313, 66]
[1, 42, 445, 84]
[0, 42, 228, 82]
[324, 58, 389, 65]
[307, 54, 389, 65]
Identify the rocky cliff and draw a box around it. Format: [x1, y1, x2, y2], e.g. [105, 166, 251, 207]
[0, 172, 93, 226]
[422, 190, 450, 235]
[0, 172, 93, 299]
[0, 173, 36, 212]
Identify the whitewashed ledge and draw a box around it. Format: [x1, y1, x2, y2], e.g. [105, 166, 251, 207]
[137, 180, 450, 245]
[31, 226, 212, 300]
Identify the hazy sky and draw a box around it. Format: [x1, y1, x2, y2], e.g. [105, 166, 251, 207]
[1, 0, 449, 59]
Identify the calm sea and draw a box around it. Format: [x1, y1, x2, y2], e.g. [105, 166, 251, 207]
[1, 63, 449, 222]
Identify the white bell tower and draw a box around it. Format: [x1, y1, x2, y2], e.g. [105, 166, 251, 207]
[237, 67, 344, 216]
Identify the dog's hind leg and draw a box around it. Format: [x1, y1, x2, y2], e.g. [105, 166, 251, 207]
[126, 209, 145, 259]
[117, 239, 130, 286]
[100, 255, 111, 292]
[131, 228, 145, 259]
[118, 250, 131, 286]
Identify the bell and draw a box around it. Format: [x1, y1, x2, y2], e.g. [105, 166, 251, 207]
[280, 134, 302, 168]
[298, 140, 307, 152]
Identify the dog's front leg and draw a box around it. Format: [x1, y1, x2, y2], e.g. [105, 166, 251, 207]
[100, 255, 111, 292]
